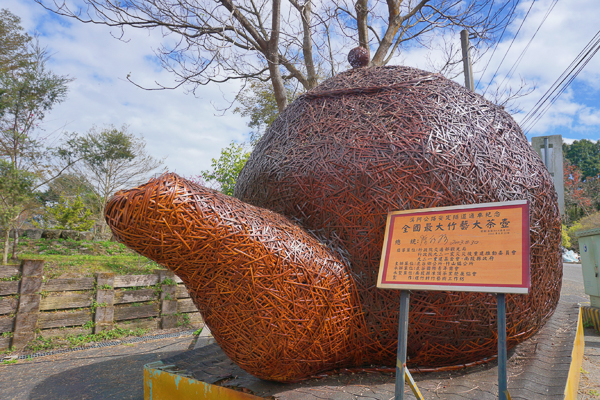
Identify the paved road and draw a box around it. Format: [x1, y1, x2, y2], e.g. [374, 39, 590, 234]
[562, 263, 587, 300]
[0, 333, 196, 400]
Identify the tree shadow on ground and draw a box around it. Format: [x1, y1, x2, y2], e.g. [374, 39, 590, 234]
[28, 350, 183, 400]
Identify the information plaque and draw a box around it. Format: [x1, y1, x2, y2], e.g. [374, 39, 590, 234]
[377, 200, 530, 294]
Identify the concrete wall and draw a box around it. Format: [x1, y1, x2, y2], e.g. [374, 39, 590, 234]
[532, 135, 565, 216]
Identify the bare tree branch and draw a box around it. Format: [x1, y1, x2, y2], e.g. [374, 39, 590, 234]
[36, 0, 522, 113]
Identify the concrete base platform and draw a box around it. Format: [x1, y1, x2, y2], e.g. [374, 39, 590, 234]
[150, 297, 582, 400]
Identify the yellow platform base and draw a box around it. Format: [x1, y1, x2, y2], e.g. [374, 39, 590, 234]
[144, 361, 262, 400]
[144, 307, 586, 400]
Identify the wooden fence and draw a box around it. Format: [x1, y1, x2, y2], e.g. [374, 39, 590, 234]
[0, 260, 202, 350]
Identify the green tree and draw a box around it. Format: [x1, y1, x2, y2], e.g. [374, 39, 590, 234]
[38, 173, 94, 204]
[584, 175, 600, 212]
[0, 10, 76, 178]
[561, 224, 571, 248]
[0, 9, 31, 74]
[234, 80, 301, 142]
[0, 10, 77, 259]
[1, 9, 74, 184]
[70, 125, 164, 231]
[200, 142, 250, 196]
[563, 139, 600, 181]
[42, 194, 94, 231]
[0, 160, 35, 264]
[563, 160, 593, 224]
[37, 173, 99, 222]
[0, 41, 71, 170]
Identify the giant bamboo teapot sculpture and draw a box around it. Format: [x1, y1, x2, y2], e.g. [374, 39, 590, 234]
[106, 64, 562, 382]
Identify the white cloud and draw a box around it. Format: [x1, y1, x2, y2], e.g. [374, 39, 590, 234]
[476, 0, 600, 136]
[578, 107, 600, 126]
[562, 137, 598, 144]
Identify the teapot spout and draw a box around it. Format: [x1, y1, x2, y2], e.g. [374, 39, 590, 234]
[105, 172, 364, 382]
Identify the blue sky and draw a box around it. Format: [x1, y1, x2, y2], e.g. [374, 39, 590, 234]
[5, 0, 600, 177]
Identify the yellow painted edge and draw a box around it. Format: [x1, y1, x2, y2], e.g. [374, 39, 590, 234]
[404, 368, 424, 400]
[564, 307, 585, 400]
[144, 363, 264, 400]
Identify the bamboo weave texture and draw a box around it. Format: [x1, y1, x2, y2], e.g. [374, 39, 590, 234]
[106, 65, 562, 382]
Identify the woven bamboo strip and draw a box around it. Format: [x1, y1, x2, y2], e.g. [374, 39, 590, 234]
[106, 65, 561, 383]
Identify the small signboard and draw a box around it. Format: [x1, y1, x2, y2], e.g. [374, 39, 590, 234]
[377, 200, 530, 294]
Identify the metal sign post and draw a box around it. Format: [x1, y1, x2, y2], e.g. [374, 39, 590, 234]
[395, 290, 409, 400]
[395, 290, 424, 400]
[497, 293, 508, 400]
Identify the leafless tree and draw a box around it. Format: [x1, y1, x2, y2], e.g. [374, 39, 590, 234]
[485, 76, 536, 115]
[69, 125, 165, 232]
[37, 0, 517, 112]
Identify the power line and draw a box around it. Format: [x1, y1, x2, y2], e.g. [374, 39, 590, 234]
[496, 0, 559, 95]
[482, 0, 537, 96]
[474, 0, 521, 90]
[521, 29, 600, 129]
[520, 29, 600, 133]
[523, 36, 600, 133]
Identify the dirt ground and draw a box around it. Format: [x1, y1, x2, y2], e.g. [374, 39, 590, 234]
[579, 327, 600, 398]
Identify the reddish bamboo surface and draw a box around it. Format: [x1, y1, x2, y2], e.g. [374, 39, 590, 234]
[106, 65, 561, 383]
[106, 176, 367, 381]
[235, 66, 562, 372]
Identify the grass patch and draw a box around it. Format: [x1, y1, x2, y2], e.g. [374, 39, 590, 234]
[176, 313, 191, 327]
[24, 327, 151, 352]
[67, 327, 150, 347]
[25, 336, 56, 352]
[9, 237, 161, 278]
[0, 274, 21, 282]
[583, 319, 596, 329]
[18, 254, 160, 278]
[0, 346, 15, 355]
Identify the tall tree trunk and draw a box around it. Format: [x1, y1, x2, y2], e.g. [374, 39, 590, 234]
[371, 0, 429, 66]
[3, 229, 9, 265]
[11, 227, 19, 261]
[300, 1, 318, 89]
[268, 0, 287, 112]
[355, 0, 370, 56]
[269, 60, 287, 112]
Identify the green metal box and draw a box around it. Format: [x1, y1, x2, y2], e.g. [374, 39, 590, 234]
[578, 227, 600, 308]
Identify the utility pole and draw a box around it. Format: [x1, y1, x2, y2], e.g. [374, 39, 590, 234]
[461, 29, 474, 91]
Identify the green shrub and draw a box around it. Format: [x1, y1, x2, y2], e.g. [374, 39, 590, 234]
[40, 194, 95, 231]
[573, 212, 600, 234]
[562, 224, 571, 248]
[567, 213, 600, 250]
